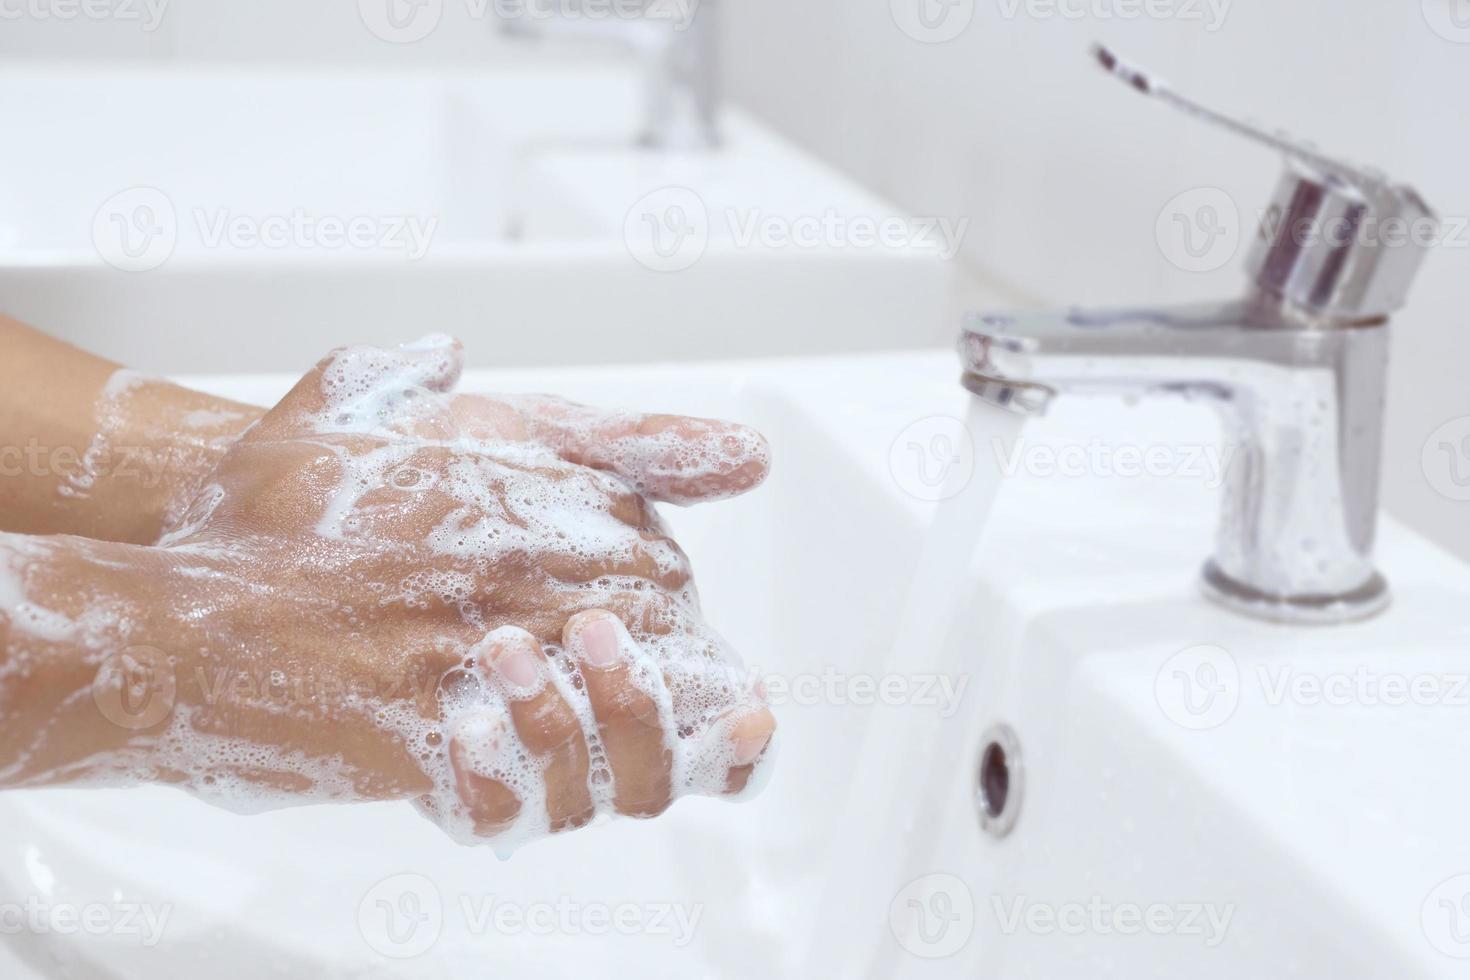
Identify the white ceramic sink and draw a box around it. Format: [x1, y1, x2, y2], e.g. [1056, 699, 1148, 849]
[3, 351, 1466, 978]
[785, 352, 1470, 978]
[0, 63, 954, 374]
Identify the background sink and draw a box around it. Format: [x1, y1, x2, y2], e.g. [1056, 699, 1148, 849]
[0, 64, 955, 374]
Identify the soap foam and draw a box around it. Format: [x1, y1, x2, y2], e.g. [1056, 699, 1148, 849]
[2, 338, 772, 851]
[312, 341, 769, 850]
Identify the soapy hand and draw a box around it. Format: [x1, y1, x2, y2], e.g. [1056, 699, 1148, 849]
[0, 313, 770, 545]
[0, 335, 775, 850]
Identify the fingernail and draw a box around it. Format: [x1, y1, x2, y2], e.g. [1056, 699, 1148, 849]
[491, 637, 542, 691]
[577, 617, 622, 668]
[732, 733, 771, 766]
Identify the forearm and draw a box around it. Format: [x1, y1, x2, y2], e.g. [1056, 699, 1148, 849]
[0, 529, 439, 800]
[0, 316, 262, 543]
[0, 532, 185, 786]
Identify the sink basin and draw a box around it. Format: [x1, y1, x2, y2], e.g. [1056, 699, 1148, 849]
[0, 64, 954, 374]
[782, 351, 1470, 978]
[4, 351, 1465, 978]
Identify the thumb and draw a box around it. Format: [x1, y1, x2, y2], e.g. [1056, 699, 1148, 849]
[245, 334, 464, 443]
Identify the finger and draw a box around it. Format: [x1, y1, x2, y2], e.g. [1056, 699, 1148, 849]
[564, 610, 673, 818]
[720, 705, 776, 795]
[392, 334, 465, 393]
[578, 414, 770, 505]
[521, 397, 771, 506]
[659, 648, 774, 797]
[474, 626, 595, 833]
[449, 711, 523, 837]
[245, 335, 465, 443]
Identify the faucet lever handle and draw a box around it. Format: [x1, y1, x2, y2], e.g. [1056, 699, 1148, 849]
[1092, 43, 1436, 321]
[1091, 44, 1374, 189]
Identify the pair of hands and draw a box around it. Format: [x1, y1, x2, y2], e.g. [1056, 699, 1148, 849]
[0, 332, 775, 849]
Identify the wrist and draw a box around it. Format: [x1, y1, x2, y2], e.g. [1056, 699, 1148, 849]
[70, 381, 262, 544]
[0, 533, 204, 785]
[24, 375, 261, 545]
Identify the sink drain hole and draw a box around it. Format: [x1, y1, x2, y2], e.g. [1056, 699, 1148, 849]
[975, 723, 1022, 838]
[980, 742, 1009, 818]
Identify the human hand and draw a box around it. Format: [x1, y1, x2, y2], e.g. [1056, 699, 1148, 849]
[0, 315, 770, 544]
[0, 336, 774, 850]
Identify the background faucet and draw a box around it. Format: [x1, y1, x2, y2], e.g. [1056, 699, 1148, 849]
[960, 46, 1437, 624]
[500, 0, 720, 150]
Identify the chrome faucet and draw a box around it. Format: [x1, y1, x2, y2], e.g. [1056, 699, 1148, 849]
[499, 0, 719, 150]
[960, 46, 1436, 624]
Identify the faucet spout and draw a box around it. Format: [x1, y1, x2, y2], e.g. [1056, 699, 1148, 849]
[960, 296, 1392, 623]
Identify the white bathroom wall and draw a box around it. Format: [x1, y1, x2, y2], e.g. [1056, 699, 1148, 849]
[723, 0, 1470, 559]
